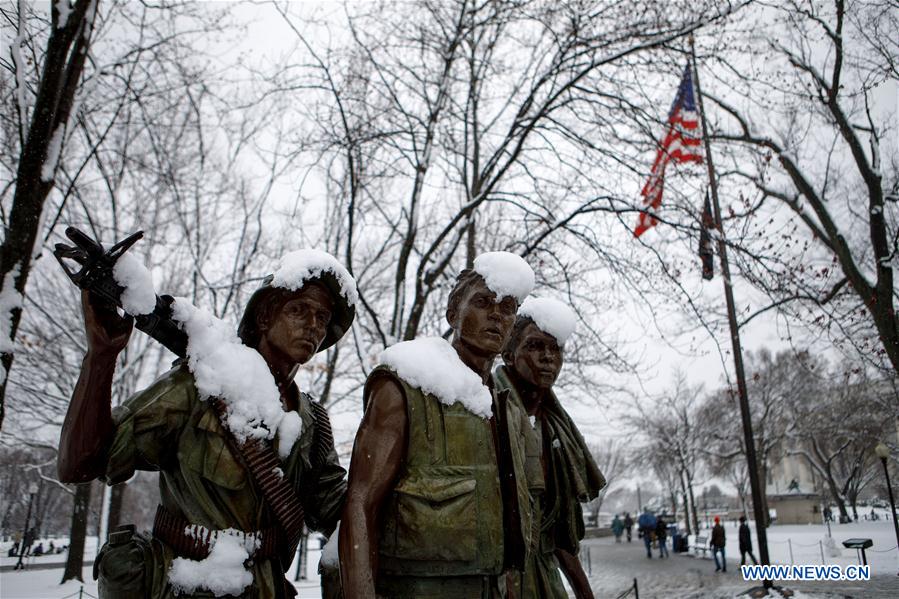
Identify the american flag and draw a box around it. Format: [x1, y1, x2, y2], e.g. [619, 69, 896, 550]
[634, 64, 704, 238]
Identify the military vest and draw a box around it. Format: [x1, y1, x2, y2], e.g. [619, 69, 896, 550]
[368, 366, 530, 578]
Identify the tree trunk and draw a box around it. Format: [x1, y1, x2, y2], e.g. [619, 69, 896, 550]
[829, 482, 850, 521]
[61, 482, 92, 583]
[758, 465, 771, 527]
[669, 489, 678, 522]
[0, 0, 98, 429]
[687, 475, 700, 532]
[679, 472, 692, 536]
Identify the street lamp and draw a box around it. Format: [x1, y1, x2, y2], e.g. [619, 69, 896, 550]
[14, 483, 39, 570]
[875, 442, 899, 575]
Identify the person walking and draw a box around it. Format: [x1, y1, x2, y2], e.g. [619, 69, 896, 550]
[710, 516, 727, 572]
[738, 516, 757, 566]
[655, 516, 669, 558]
[611, 515, 625, 543]
[624, 513, 634, 543]
[637, 508, 657, 559]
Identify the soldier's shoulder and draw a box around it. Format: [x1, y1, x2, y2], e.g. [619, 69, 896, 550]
[363, 366, 408, 411]
[122, 362, 198, 412]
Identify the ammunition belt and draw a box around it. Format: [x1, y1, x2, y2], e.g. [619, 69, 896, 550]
[211, 398, 305, 562]
[152, 504, 281, 561]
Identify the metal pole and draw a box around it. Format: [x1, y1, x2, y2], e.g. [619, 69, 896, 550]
[633, 577, 639, 599]
[819, 540, 825, 565]
[689, 37, 771, 589]
[880, 456, 899, 574]
[788, 539, 794, 564]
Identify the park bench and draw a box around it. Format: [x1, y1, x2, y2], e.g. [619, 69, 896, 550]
[693, 535, 709, 558]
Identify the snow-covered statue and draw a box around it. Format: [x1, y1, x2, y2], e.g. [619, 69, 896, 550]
[493, 297, 605, 599]
[338, 252, 539, 598]
[57, 249, 357, 599]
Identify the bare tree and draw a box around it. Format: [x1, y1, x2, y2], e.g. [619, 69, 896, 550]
[585, 439, 627, 521]
[787, 365, 897, 520]
[697, 349, 824, 526]
[701, 0, 899, 374]
[2, 0, 276, 580]
[633, 371, 705, 533]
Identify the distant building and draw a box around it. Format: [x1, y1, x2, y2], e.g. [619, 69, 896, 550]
[768, 492, 822, 525]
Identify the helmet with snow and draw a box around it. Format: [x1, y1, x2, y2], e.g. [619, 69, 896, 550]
[238, 250, 358, 352]
[504, 296, 577, 357]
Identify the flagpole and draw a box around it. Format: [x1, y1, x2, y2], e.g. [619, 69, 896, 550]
[689, 37, 772, 587]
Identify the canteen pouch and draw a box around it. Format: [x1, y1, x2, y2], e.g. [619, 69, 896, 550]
[95, 524, 165, 599]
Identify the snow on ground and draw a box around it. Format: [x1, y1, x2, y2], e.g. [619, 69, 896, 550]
[4, 518, 898, 598]
[583, 515, 899, 599]
[0, 539, 325, 599]
[760, 518, 898, 574]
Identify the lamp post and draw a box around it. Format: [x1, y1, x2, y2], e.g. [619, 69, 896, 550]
[14, 483, 39, 570]
[875, 442, 899, 575]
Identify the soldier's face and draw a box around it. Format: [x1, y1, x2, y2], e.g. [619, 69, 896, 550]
[452, 279, 518, 356]
[508, 322, 562, 390]
[262, 282, 334, 365]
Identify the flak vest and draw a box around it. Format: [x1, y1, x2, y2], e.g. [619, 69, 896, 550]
[365, 366, 532, 579]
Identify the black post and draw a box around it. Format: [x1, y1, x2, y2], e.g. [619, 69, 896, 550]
[689, 38, 771, 589]
[633, 577, 639, 599]
[14, 486, 37, 570]
[880, 456, 899, 573]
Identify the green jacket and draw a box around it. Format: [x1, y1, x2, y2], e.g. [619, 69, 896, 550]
[365, 365, 534, 582]
[103, 364, 346, 598]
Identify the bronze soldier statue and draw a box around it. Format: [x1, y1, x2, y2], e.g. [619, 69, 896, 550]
[493, 297, 604, 599]
[57, 252, 356, 599]
[339, 253, 538, 598]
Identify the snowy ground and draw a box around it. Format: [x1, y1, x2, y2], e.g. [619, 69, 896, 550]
[0, 539, 324, 599]
[2, 517, 898, 598]
[583, 515, 899, 599]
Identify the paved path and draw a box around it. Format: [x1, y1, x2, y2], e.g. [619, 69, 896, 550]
[580, 536, 899, 598]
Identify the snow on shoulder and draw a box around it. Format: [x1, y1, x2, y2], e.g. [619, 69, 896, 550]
[271, 249, 358, 306]
[113, 253, 156, 315]
[171, 298, 301, 458]
[378, 337, 493, 418]
[519, 296, 576, 344]
[473, 252, 534, 303]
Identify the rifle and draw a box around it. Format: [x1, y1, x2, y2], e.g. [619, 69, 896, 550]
[53, 227, 187, 357]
